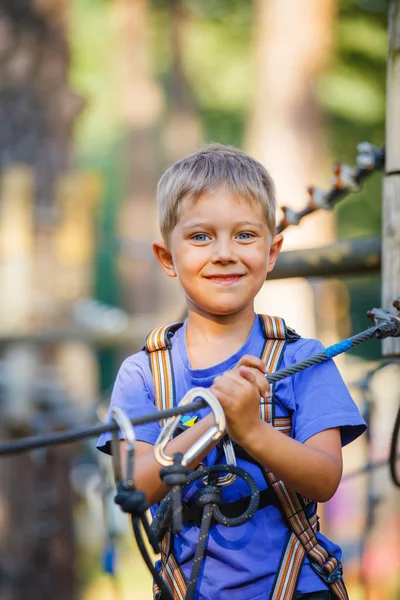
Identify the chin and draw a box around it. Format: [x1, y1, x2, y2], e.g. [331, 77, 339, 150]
[200, 302, 248, 316]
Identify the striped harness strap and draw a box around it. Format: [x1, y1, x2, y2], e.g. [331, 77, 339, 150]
[258, 315, 348, 600]
[146, 322, 183, 426]
[146, 322, 188, 600]
[146, 315, 348, 600]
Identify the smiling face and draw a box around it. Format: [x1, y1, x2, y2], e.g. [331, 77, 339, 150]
[153, 186, 283, 320]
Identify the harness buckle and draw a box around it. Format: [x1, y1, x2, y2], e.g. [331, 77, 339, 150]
[154, 387, 225, 467]
[310, 558, 343, 585]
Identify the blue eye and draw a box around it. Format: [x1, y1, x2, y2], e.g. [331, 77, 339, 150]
[237, 232, 255, 240]
[191, 233, 210, 242]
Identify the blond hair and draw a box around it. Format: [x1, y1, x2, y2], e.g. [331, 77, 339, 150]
[157, 144, 276, 241]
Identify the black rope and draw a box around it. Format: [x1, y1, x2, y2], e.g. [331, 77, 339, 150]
[114, 481, 173, 600]
[389, 402, 400, 488]
[185, 502, 213, 600]
[131, 517, 173, 600]
[159, 452, 189, 534]
[0, 400, 207, 456]
[151, 464, 260, 600]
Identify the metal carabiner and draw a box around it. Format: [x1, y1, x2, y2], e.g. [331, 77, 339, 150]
[111, 406, 136, 489]
[154, 387, 226, 468]
[211, 436, 237, 487]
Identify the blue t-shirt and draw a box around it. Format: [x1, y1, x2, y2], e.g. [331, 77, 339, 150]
[97, 315, 366, 600]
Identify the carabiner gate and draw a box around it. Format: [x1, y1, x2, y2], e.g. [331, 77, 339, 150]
[154, 387, 225, 468]
[111, 406, 136, 489]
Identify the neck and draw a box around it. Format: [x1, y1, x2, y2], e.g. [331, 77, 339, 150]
[186, 302, 256, 345]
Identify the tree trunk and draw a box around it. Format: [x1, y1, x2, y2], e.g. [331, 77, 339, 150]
[162, 0, 202, 164]
[114, 0, 201, 321]
[0, 2, 82, 598]
[112, 0, 164, 316]
[159, 0, 203, 322]
[0, 0, 83, 213]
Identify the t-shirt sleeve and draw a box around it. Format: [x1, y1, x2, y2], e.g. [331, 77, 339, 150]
[96, 354, 161, 455]
[290, 339, 367, 446]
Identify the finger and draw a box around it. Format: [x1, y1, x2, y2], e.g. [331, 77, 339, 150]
[239, 366, 271, 398]
[222, 369, 250, 388]
[211, 373, 243, 403]
[236, 355, 267, 374]
[212, 371, 249, 403]
[237, 365, 256, 384]
[210, 383, 229, 408]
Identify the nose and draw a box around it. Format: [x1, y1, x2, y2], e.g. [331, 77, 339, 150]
[211, 236, 237, 265]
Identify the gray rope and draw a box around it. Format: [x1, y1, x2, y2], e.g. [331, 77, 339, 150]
[267, 327, 380, 384]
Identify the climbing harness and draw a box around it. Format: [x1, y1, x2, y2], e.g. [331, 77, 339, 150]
[0, 305, 399, 600]
[146, 315, 350, 600]
[151, 463, 260, 600]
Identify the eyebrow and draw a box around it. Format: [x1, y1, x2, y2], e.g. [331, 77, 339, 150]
[181, 221, 211, 230]
[182, 219, 264, 230]
[235, 220, 264, 229]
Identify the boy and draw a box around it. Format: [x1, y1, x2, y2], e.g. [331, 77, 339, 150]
[97, 144, 366, 600]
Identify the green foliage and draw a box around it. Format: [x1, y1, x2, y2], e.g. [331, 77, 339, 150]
[70, 0, 119, 151]
[320, 3, 387, 240]
[151, 0, 252, 144]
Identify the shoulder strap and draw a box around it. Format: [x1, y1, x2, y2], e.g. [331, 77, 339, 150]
[145, 322, 183, 424]
[146, 322, 188, 600]
[257, 314, 296, 424]
[258, 315, 348, 600]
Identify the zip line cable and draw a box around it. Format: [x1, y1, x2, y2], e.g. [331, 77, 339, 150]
[0, 305, 398, 459]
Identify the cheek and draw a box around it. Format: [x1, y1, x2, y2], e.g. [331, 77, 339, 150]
[244, 246, 269, 271]
[174, 247, 207, 276]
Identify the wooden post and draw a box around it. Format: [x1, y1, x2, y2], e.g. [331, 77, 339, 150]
[382, 0, 400, 356]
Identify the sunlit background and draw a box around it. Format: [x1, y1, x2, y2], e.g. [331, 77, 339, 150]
[0, 1, 399, 599]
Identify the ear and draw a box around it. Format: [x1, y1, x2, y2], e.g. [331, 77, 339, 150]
[152, 240, 177, 278]
[267, 233, 283, 273]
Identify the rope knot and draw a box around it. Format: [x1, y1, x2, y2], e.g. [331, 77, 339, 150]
[160, 453, 189, 487]
[195, 484, 222, 509]
[114, 482, 149, 516]
[159, 453, 189, 534]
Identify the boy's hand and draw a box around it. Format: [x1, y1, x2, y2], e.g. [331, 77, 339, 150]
[210, 355, 271, 445]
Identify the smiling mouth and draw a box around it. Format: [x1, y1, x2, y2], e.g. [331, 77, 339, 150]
[205, 274, 245, 284]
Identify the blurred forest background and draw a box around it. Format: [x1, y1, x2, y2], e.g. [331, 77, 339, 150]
[0, 0, 399, 599]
